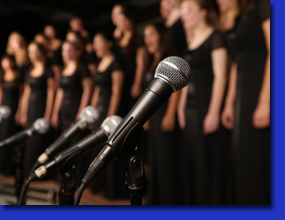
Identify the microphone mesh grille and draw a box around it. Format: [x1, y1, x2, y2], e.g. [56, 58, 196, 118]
[0, 106, 11, 119]
[33, 118, 50, 134]
[155, 56, 191, 91]
[80, 106, 100, 125]
[101, 115, 122, 136]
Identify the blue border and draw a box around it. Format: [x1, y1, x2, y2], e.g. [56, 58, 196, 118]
[1, 0, 284, 219]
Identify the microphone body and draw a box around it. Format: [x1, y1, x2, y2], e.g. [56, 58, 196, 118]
[33, 116, 122, 179]
[0, 118, 49, 150]
[82, 56, 191, 186]
[36, 106, 99, 165]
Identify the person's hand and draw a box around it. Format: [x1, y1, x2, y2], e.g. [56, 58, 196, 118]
[143, 121, 150, 131]
[51, 114, 60, 129]
[221, 105, 234, 130]
[131, 83, 142, 98]
[20, 114, 27, 128]
[14, 111, 21, 125]
[161, 114, 176, 132]
[252, 101, 270, 129]
[203, 112, 220, 135]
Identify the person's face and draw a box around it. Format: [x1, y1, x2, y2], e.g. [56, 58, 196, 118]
[66, 32, 78, 43]
[62, 42, 78, 62]
[44, 25, 56, 38]
[216, 0, 238, 12]
[34, 35, 48, 49]
[93, 34, 112, 58]
[160, 0, 171, 19]
[180, 0, 206, 29]
[28, 43, 43, 63]
[70, 18, 83, 32]
[111, 5, 123, 25]
[1, 58, 13, 71]
[9, 34, 22, 51]
[144, 25, 160, 54]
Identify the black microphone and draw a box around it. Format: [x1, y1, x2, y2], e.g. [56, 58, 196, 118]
[0, 105, 11, 123]
[0, 118, 50, 150]
[31, 115, 122, 180]
[35, 106, 100, 166]
[81, 56, 191, 187]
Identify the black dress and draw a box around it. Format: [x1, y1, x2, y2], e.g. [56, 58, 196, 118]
[48, 44, 63, 67]
[227, 0, 270, 205]
[115, 38, 143, 117]
[59, 64, 91, 185]
[168, 19, 187, 56]
[89, 58, 129, 199]
[0, 71, 22, 175]
[183, 30, 231, 205]
[146, 70, 184, 205]
[23, 67, 54, 178]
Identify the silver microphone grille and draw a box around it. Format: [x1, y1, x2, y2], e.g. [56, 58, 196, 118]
[33, 118, 50, 134]
[0, 105, 11, 119]
[101, 115, 123, 136]
[155, 56, 191, 92]
[80, 106, 100, 125]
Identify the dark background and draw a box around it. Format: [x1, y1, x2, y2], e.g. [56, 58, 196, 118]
[0, 0, 161, 54]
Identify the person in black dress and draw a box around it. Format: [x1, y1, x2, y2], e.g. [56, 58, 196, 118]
[178, 0, 230, 205]
[6, 32, 29, 81]
[0, 54, 23, 176]
[51, 40, 93, 185]
[88, 31, 127, 199]
[115, 9, 147, 116]
[111, 4, 124, 40]
[143, 23, 184, 205]
[218, 0, 270, 205]
[20, 42, 55, 178]
[161, 0, 188, 56]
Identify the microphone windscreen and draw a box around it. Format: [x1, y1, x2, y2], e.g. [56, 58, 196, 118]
[101, 115, 123, 136]
[33, 118, 50, 134]
[0, 105, 11, 119]
[80, 106, 100, 125]
[155, 56, 191, 92]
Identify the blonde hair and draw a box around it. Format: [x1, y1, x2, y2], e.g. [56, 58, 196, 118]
[6, 32, 28, 67]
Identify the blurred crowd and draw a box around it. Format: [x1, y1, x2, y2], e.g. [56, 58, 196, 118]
[0, 0, 270, 205]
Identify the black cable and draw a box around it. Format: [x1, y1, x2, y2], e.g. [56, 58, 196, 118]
[74, 183, 86, 205]
[17, 178, 31, 205]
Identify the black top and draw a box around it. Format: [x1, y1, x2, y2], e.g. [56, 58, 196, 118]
[48, 44, 63, 67]
[0, 70, 22, 102]
[184, 30, 228, 109]
[169, 19, 187, 56]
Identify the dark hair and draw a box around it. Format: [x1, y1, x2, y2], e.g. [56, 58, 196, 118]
[144, 22, 176, 70]
[192, 0, 219, 27]
[63, 40, 81, 51]
[28, 41, 48, 68]
[43, 23, 59, 38]
[66, 30, 85, 53]
[1, 54, 16, 65]
[238, 0, 257, 20]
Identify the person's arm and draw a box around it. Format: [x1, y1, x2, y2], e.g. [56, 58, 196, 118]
[51, 65, 62, 91]
[20, 83, 31, 127]
[51, 88, 63, 128]
[131, 46, 147, 98]
[76, 77, 93, 119]
[252, 18, 270, 129]
[177, 85, 188, 130]
[107, 70, 124, 116]
[90, 86, 99, 107]
[0, 84, 2, 105]
[44, 78, 55, 122]
[15, 83, 24, 125]
[221, 62, 237, 129]
[161, 90, 181, 132]
[203, 48, 228, 134]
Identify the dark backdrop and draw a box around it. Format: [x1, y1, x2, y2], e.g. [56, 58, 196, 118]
[0, 0, 161, 54]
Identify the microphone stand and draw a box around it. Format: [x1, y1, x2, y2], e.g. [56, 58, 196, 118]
[13, 142, 24, 203]
[58, 164, 77, 205]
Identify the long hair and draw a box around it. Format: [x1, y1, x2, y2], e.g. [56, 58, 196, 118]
[144, 22, 176, 71]
[27, 41, 48, 69]
[238, 0, 257, 20]
[6, 32, 28, 67]
[61, 40, 81, 69]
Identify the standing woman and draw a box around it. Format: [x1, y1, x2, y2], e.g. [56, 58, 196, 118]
[143, 23, 183, 205]
[6, 32, 29, 80]
[218, 0, 270, 205]
[115, 9, 147, 114]
[20, 42, 55, 178]
[89, 31, 126, 199]
[177, 0, 230, 205]
[50, 41, 93, 185]
[0, 55, 23, 176]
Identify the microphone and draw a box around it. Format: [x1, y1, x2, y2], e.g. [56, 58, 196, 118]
[32, 115, 122, 179]
[35, 106, 99, 166]
[81, 56, 191, 187]
[0, 118, 50, 150]
[0, 105, 11, 123]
